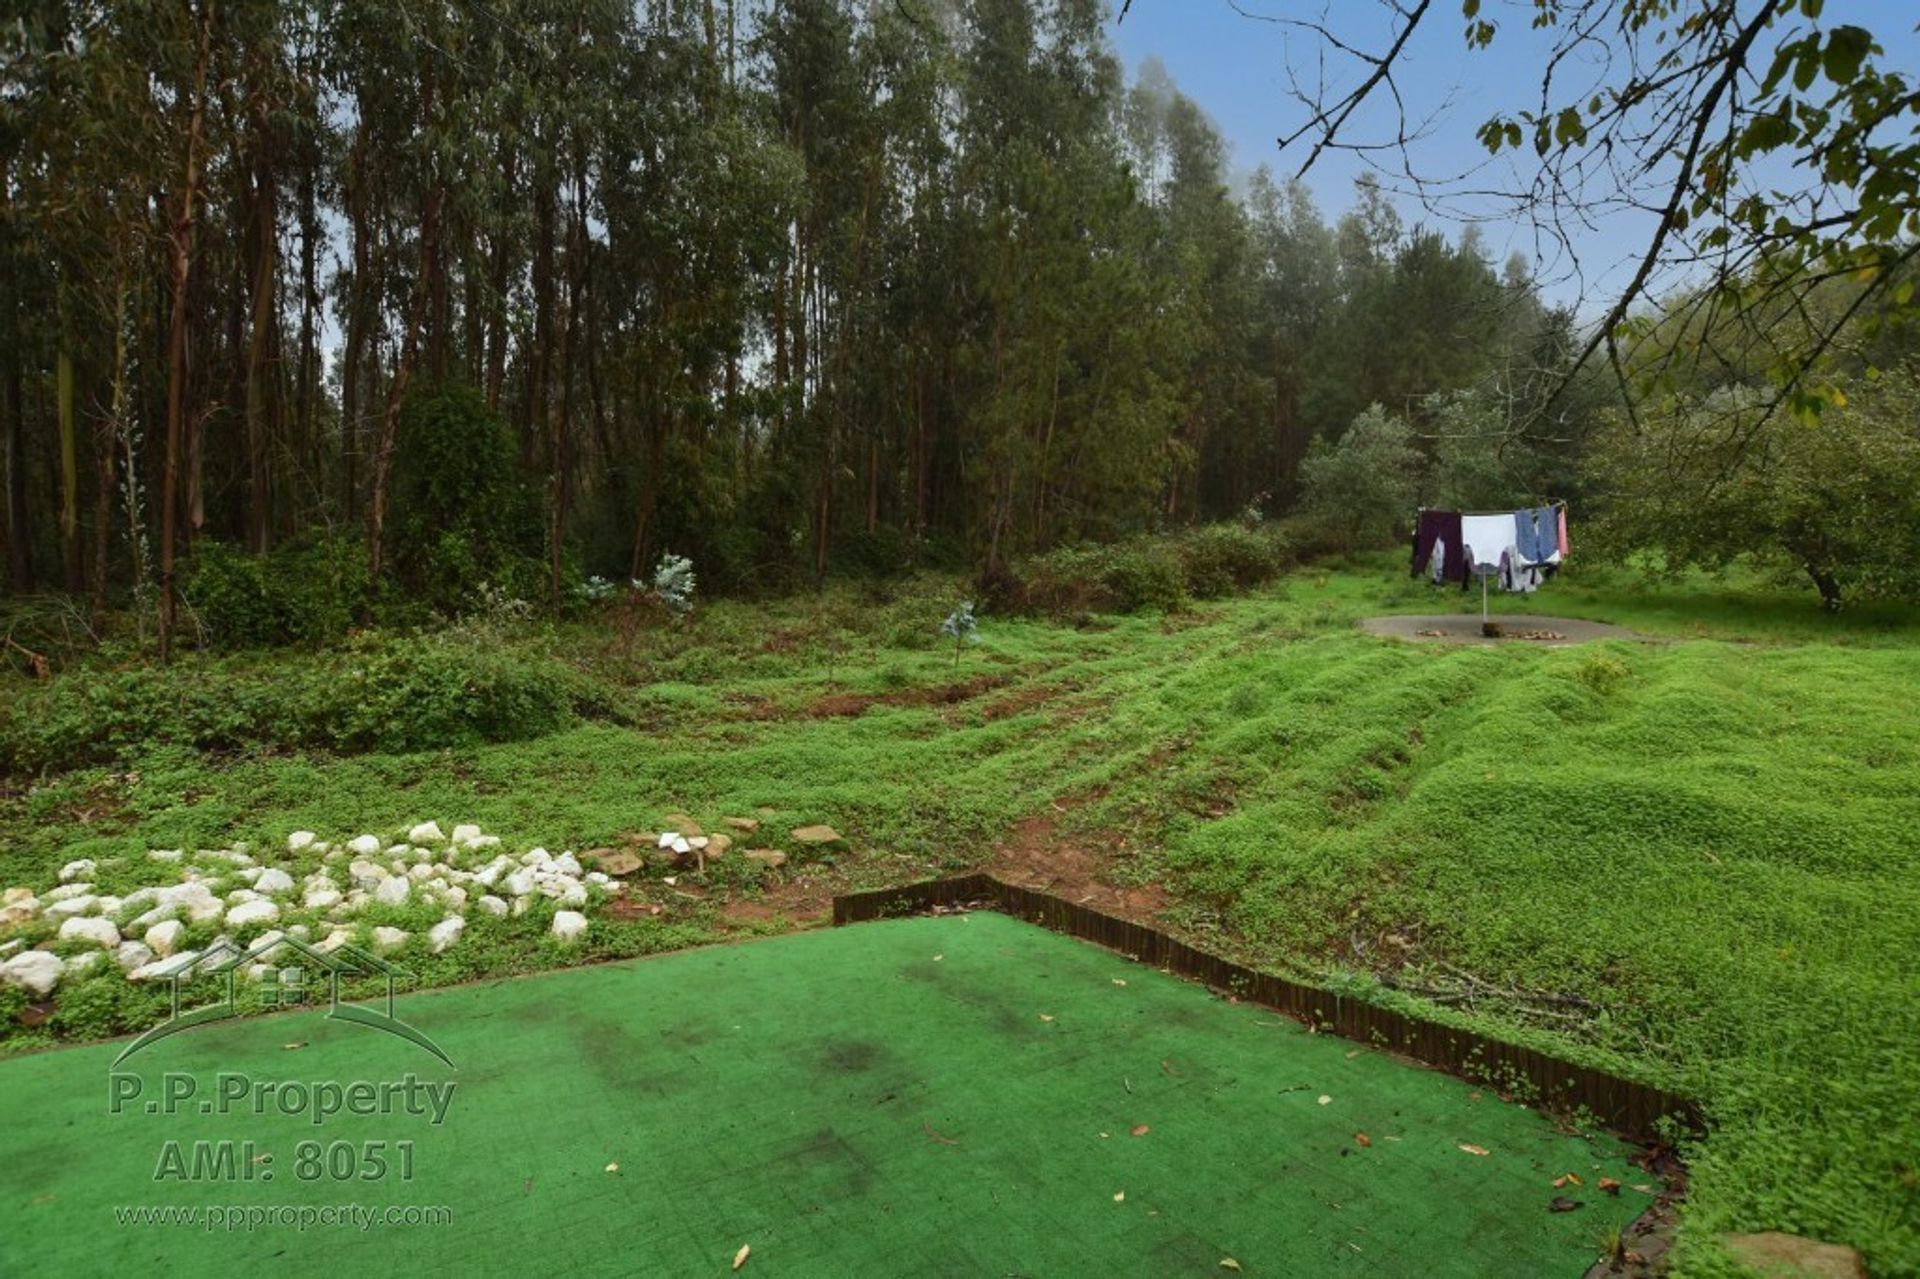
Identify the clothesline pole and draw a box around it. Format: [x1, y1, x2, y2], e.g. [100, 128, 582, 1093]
[1481, 571, 1489, 627]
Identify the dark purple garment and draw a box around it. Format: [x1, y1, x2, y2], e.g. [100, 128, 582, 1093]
[1411, 510, 1465, 583]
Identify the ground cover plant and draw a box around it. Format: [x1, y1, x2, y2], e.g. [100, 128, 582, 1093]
[4, 558, 1919, 1272]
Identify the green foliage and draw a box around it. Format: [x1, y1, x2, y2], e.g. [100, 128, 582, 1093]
[993, 522, 1295, 617]
[185, 532, 370, 650]
[388, 386, 543, 615]
[1296, 405, 1423, 551]
[1590, 376, 1920, 609]
[0, 632, 603, 774]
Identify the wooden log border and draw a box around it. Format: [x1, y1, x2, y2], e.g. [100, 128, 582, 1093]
[833, 873, 1700, 1147]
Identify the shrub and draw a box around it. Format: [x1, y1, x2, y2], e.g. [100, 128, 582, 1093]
[388, 386, 543, 614]
[185, 532, 371, 651]
[0, 632, 607, 775]
[1173, 524, 1294, 598]
[992, 522, 1291, 618]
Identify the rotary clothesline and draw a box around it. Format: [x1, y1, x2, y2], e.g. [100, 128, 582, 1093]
[1411, 503, 1570, 627]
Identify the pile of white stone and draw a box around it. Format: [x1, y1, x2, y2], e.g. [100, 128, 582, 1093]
[0, 821, 613, 1000]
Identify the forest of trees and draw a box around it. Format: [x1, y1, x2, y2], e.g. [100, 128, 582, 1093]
[0, 0, 1574, 643]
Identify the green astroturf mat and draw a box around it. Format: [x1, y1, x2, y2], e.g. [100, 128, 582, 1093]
[0, 913, 1650, 1276]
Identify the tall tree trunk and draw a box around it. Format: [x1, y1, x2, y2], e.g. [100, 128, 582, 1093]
[245, 141, 279, 554]
[159, 0, 214, 662]
[57, 346, 82, 591]
[92, 273, 128, 621]
[1, 156, 28, 592]
[484, 143, 515, 413]
[294, 153, 319, 523]
[341, 128, 372, 523]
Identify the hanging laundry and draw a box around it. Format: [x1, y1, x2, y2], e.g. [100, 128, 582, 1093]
[1557, 505, 1570, 559]
[1411, 510, 1464, 583]
[1513, 506, 1560, 567]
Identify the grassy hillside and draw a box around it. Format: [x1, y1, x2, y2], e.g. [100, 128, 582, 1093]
[3, 556, 1917, 1272]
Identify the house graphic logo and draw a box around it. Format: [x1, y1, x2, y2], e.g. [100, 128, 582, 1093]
[112, 933, 453, 1068]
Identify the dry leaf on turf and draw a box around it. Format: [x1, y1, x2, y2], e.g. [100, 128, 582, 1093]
[283, 1042, 306, 1050]
[1131, 1125, 1151, 1137]
[1354, 1133, 1372, 1148]
[732, 1244, 751, 1270]
[1038, 1014, 1054, 1022]
[1220, 1260, 1242, 1272]
[1113, 1191, 1125, 1202]
[1548, 1197, 1582, 1213]
[1459, 1144, 1490, 1156]
[1552, 1173, 1583, 1189]
[1599, 1178, 1621, 1195]
[604, 1163, 619, 1173]
[1112, 979, 1127, 987]
[1317, 1095, 1332, 1106]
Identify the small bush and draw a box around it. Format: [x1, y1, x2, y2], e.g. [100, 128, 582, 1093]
[0, 632, 607, 775]
[991, 522, 1292, 618]
[185, 532, 370, 650]
[1173, 524, 1294, 598]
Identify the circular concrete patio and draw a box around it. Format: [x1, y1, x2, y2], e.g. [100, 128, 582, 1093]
[1360, 613, 1652, 646]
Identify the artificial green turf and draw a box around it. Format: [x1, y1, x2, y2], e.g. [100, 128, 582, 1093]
[0, 913, 1645, 1276]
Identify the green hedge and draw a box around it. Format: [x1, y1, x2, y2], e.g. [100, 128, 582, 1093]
[989, 523, 1295, 617]
[0, 632, 612, 775]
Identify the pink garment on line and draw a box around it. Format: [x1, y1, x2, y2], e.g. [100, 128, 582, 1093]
[1557, 506, 1569, 558]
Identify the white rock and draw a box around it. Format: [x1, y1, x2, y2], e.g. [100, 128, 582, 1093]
[429, 884, 468, 911]
[0, 903, 37, 928]
[225, 899, 280, 930]
[126, 903, 177, 933]
[149, 848, 184, 862]
[551, 852, 584, 877]
[145, 920, 186, 957]
[0, 939, 20, 957]
[305, 888, 342, 912]
[413, 847, 436, 865]
[59, 917, 121, 948]
[288, 925, 310, 941]
[503, 868, 537, 898]
[408, 821, 446, 845]
[511, 895, 532, 917]
[473, 858, 511, 888]
[251, 929, 287, 952]
[164, 882, 225, 924]
[549, 877, 587, 908]
[203, 849, 254, 866]
[467, 835, 501, 851]
[226, 888, 262, 905]
[373, 877, 411, 906]
[476, 895, 508, 917]
[129, 952, 192, 981]
[45, 883, 93, 903]
[254, 868, 295, 895]
[406, 864, 437, 883]
[657, 833, 678, 849]
[371, 926, 409, 954]
[119, 887, 157, 909]
[385, 844, 412, 859]
[521, 848, 552, 867]
[59, 858, 97, 883]
[586, 872, 610, 886]
[114, 940, 154, 972]
[66, 951, 104, 976]
[451, 824, 483, 847]
[1, 950, 64, 996]
[95, 896, 122, 917]
[315, 928, 352, 954]
[428, 916, 465, 954]
[550, 911, 589, 944]
[337, 890, 370, 915]
[347, 834, 382, 856]
[287, 831, 318, 854]
[670, 835, 691, 855]
[347, 859, 387, 888]
[44, 895, 100, 921]
[235, 866, 264, 883]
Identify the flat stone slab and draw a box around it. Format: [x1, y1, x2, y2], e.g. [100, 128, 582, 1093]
[1360, 613, 1652, 646]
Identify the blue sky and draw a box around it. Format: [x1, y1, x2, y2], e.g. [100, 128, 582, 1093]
[1107, 1, 1920, 311]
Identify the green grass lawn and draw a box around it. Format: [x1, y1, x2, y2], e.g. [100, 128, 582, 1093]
[4, 556, 1919, 1273]
[0, 912, 1647, 1277]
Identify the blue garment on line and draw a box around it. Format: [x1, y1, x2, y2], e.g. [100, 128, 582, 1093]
[1513, 506, 1558, 566]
